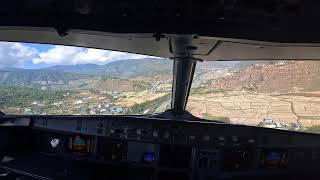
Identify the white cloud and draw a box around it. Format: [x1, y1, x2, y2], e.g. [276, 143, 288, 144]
[0, 43, 158, 68]
[32, 45, 156, 65]
[0, 42, 38, 68]
[33, 46, 80, 64]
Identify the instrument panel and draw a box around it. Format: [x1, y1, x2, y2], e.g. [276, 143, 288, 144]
[31, 116, 320, 148]
[2, 115, 320, 180]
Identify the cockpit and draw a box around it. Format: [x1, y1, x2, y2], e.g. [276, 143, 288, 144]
[1, 0, 320, 180]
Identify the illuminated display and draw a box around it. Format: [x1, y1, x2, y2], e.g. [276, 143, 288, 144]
[69, 135, 91, 153]
[143, 152, 156, 163]
[261, 150, 288, 169]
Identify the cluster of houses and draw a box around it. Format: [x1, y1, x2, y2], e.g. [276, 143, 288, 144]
[149, 80, 171, 93]
[67, 91, 128, 115]
[261, 117, 300, 131]
[87, 104, 125, 115]
[23, 91, 129, 115]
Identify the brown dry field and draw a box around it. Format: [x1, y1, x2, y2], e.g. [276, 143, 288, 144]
[187, 91, 320, 127]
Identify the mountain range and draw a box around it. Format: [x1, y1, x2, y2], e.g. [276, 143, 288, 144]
[0, 58, 173, 87]
[46, 58, 173, 78]
[0, 58, 269, 89]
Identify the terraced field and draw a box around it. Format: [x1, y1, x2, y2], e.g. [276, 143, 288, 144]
[187, 90, 320, 128]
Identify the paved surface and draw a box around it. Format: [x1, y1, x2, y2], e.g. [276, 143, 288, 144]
[115, 91, 167, 107]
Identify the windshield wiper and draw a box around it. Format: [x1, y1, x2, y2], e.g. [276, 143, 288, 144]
[0, 111, 5, 116]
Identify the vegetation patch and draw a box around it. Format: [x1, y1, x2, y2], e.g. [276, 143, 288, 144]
[191, 88, 226, 95]
[201, 113, 230, 123]
[298, 116, 320, 120]
[242, 85, 256, 91]
[303, 125, 320, 134]
[0, 86, 69, 107]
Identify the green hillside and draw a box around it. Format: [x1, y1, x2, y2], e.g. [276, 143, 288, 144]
[0, 86, 69, 107]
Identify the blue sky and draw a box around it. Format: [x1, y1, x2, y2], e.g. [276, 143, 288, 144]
[0, 41, 154, 69]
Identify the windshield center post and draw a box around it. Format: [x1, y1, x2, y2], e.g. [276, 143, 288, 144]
[170, 36, 199, 116]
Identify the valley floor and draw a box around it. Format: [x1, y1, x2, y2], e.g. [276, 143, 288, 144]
[187, 90, 320, 128]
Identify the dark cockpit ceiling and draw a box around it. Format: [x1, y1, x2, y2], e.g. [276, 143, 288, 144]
[0, 0, 320, 61]
[0, 0, 317, 42]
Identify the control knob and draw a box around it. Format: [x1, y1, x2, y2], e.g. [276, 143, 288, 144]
[163, 131, 170, 139]
[202, 135, 210, 141]
[152, 130, 159, 138]
[136, 129, 142, 135]
[136, 129, 148, 136]
[189, 135, 196, 140]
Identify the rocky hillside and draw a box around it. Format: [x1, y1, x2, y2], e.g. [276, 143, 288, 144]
[213, 61, 320, 93]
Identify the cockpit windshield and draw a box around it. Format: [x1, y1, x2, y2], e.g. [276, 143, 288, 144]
[2, 41, 320, 134]
[188, 60, 320, 133]
[0, 42, 172, 115]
